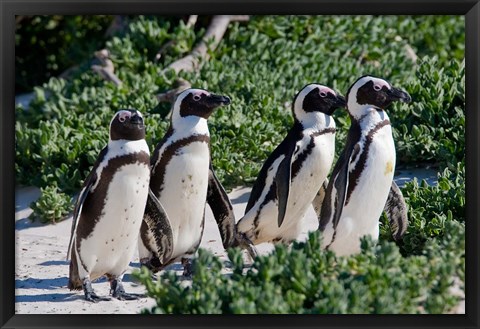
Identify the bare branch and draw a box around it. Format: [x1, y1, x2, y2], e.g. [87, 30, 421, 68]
[185, 15, 198, 29]
[156, 78, 192, 103]
[404, 44, 418, 63]
[91, 49, 123, 87]
[229, 15, 250, 22]
[162, 15, 246, 74]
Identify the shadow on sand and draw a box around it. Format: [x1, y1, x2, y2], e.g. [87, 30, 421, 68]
[16, 277, 69, 290]
[15, 293, 84, 303]
[231, 190, 250, 204]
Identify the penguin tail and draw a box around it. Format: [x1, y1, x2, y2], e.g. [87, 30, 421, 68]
[67, 250, 83, 291]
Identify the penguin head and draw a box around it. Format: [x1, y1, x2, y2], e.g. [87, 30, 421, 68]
[292, 83, 346, 123]
[172, 88, 231, 121]
[346, 75, 411, 119]
[109, 109, 145, 141]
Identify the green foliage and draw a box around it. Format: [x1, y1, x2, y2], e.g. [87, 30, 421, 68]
[15, 16, 464, 237]
[135, 218, 464, 314]
[29, 185, 73, 223]
[380, 161, 465, 255]
[393, 58, 465, 166]
[15, 15, 114, 93]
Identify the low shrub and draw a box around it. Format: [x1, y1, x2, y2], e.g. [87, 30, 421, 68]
[134, 220, 464, 314]
[28, 185, 73, 223]
[134, 158, 465, 314]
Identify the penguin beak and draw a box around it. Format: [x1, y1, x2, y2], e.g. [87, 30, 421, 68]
[324, 94, 346, 115]
[130, 114, 143, 125]
[334, 95, 347, 108]
[388, 87, 412, 103]
[208, 94, 231, 107]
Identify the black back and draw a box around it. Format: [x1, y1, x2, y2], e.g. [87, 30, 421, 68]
[245, 121, 303, 213]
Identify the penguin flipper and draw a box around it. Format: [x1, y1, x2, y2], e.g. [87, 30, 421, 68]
[383, 181, 408, 241]
[67, 146, 108, 260]
[276, 144, 297, 227]
[206, 165, 236, 249]
[319, 143, 360, 231]
[331, 143, 361, 229]
[143, 189, 174, 265]
[312, 179, 329, 217]
[67, 172, 97, 261]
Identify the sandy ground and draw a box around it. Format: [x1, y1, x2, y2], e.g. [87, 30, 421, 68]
[16, 169, 464, 314]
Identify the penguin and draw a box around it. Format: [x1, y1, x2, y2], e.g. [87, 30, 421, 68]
[318, 75, 411, 256]
[236, 84, 346, 248]
[138, 88, 247, 276]
[67, 109, 163, 302]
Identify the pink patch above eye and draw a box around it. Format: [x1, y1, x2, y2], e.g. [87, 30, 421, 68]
[374, 80, 390, 90]
[318, 86, 335, 96]
[118, 111, 131, 122]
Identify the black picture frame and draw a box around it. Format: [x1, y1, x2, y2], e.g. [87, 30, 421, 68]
[1, 1, 479, 328]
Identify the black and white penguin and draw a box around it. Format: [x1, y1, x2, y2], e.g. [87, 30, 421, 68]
[319, 75, 411, 256]
[67, 109, 159, 302]
[138, 88, 244, 276]
[236, 84, 346, 247]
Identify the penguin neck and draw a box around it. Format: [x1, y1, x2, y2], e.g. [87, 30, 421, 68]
[107, 138, 149, 155]
[350, 106, 390, 130]
[348, 102, 388, 120]
[294, 111, 333, 131]
[171, 114, 210, 137]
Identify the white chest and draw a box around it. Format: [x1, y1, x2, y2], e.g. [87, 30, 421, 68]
[329, 125, 395, 255]
[287, 132, 335, 219]
[80, 162, 150, 277]
[159, 141, 210, 258]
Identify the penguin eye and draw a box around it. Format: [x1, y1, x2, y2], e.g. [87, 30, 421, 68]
[193, 94, 202, 101]
[319, 92, 327, 98]
[119, 116, 126, 123]
[373, 85, 382, 91]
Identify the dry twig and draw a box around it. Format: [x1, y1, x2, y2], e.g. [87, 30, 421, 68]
[162, 15, 249, 74]
[91, 49, 123, 87]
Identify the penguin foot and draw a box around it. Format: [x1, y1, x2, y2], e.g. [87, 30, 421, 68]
[234, 232, 258, 260]
[83, 279, 111, 303]
[245, 244, 259, 261]
[181, 258, 193, 278]
[140, 256, 162, 274]
[110, 278, 144, 301]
